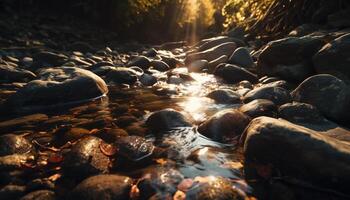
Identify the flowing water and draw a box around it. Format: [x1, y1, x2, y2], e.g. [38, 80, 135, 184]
[0, 67, 250, 196]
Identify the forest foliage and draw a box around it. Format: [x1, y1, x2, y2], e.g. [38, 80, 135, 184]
[2, 0, 350, 42]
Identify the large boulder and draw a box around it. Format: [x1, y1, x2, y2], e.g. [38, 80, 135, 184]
[291, 74, 350, 123]
[214, 64, 258, 84]
[258, 36, 325, 82]
[313, 33, 350, 81]
[69, 174, 132, 200]
[3, 67, 108, 112]
[243, 117, 350, 195]
[198, 109, 251, 143]
[185, 42, 236, 64]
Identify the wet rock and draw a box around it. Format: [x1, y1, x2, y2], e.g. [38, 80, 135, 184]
[258, 36, 325, 82]
[243, 117, 350, 195]
[0, 184, 26, 200]
[31, 51, 68, 71]
[197, 36, 236, 51]
[198, 109, 250, 142]
[127, 56, 151, 70]
[140, 73, 157, 86]
[208, 55, 228, 73]
[138, 168, 184, 199]
[0, 134, 34, 156]
[261, 80, 291, 90]
[185, 176, 243, 200]
[146, 109, 192, 133]
[186, 42, 236, 64]
[63, 136, 110, 177]
[279, 102, 325, 124]
[228, 47, 254, 68]
[150, 60, 170, 72]
[206, 89, 241, 104]
[144, 48, 158, 57]
[167, 76, 184, 85]
[187, 60, 208, 73]
[105, 67, 138, 85]
[214, 64, 258, 84]
[291, 74, 350, 123]
[0, 113, 48, 134]
[313, 33, 350, 81]
[239, 81, 253, 89]
[20, 190, 56, 200]
[90, 65, 115, 76]
[116, 136, 154, 163]
[52, 127, 91, 147]
[243, 86, 292, 106]
[239, 99, 277, 118]
[70, 174, 132, 200]
[160, 56, 179, 69]
[3, 67, 108, 112]
[0, 65, 36, 83]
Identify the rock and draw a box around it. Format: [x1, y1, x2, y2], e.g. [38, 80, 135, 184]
[0, 113, 48, 134]
[160, 56, 179, 69]
[3, 67, 108, 112]
[137, 168, 184, 199]
[243, 86, 292, 106]
[0, 65, 36, 83]
[197, 36, 237, 52]
[239, 81, 253, 89]
[313, 33, 350, 81]
[258, 36, 325, 82]
[185, 176, 242, 200]
[144, 48, 158, 57]
[70, 174, 132, 200]
[0, 184, 26, 200]
[167, 76, 184, 85]
[150, 60, 170, 72]
[288, 24, 320, 37]
[214, 64, 258, 84]
[207, 55, 228, 73]
[228, 47, 254, 68]
[239, 99, 277, 118]
[105, 67, 138, 85]
[116, 136, 154, 163]
[187, 60, 208, 73]
[186, 42, 236, 64]
[279, 102, 325, 124]
[127, 56, 151, 70]
[291, 74, 350, 123]
[261, 80, 291, 90]
[243, 117, 350, 195]
[31, 51, 68, 70]
[63, 136, 110, 177]
[198, 109, 250, 142]
[140, 73, 157, 86]
[20, 190, 56, 200]
[0, 134, 34, 156]
[145, 109, 192, 133]
[206, 89, 241, 104]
